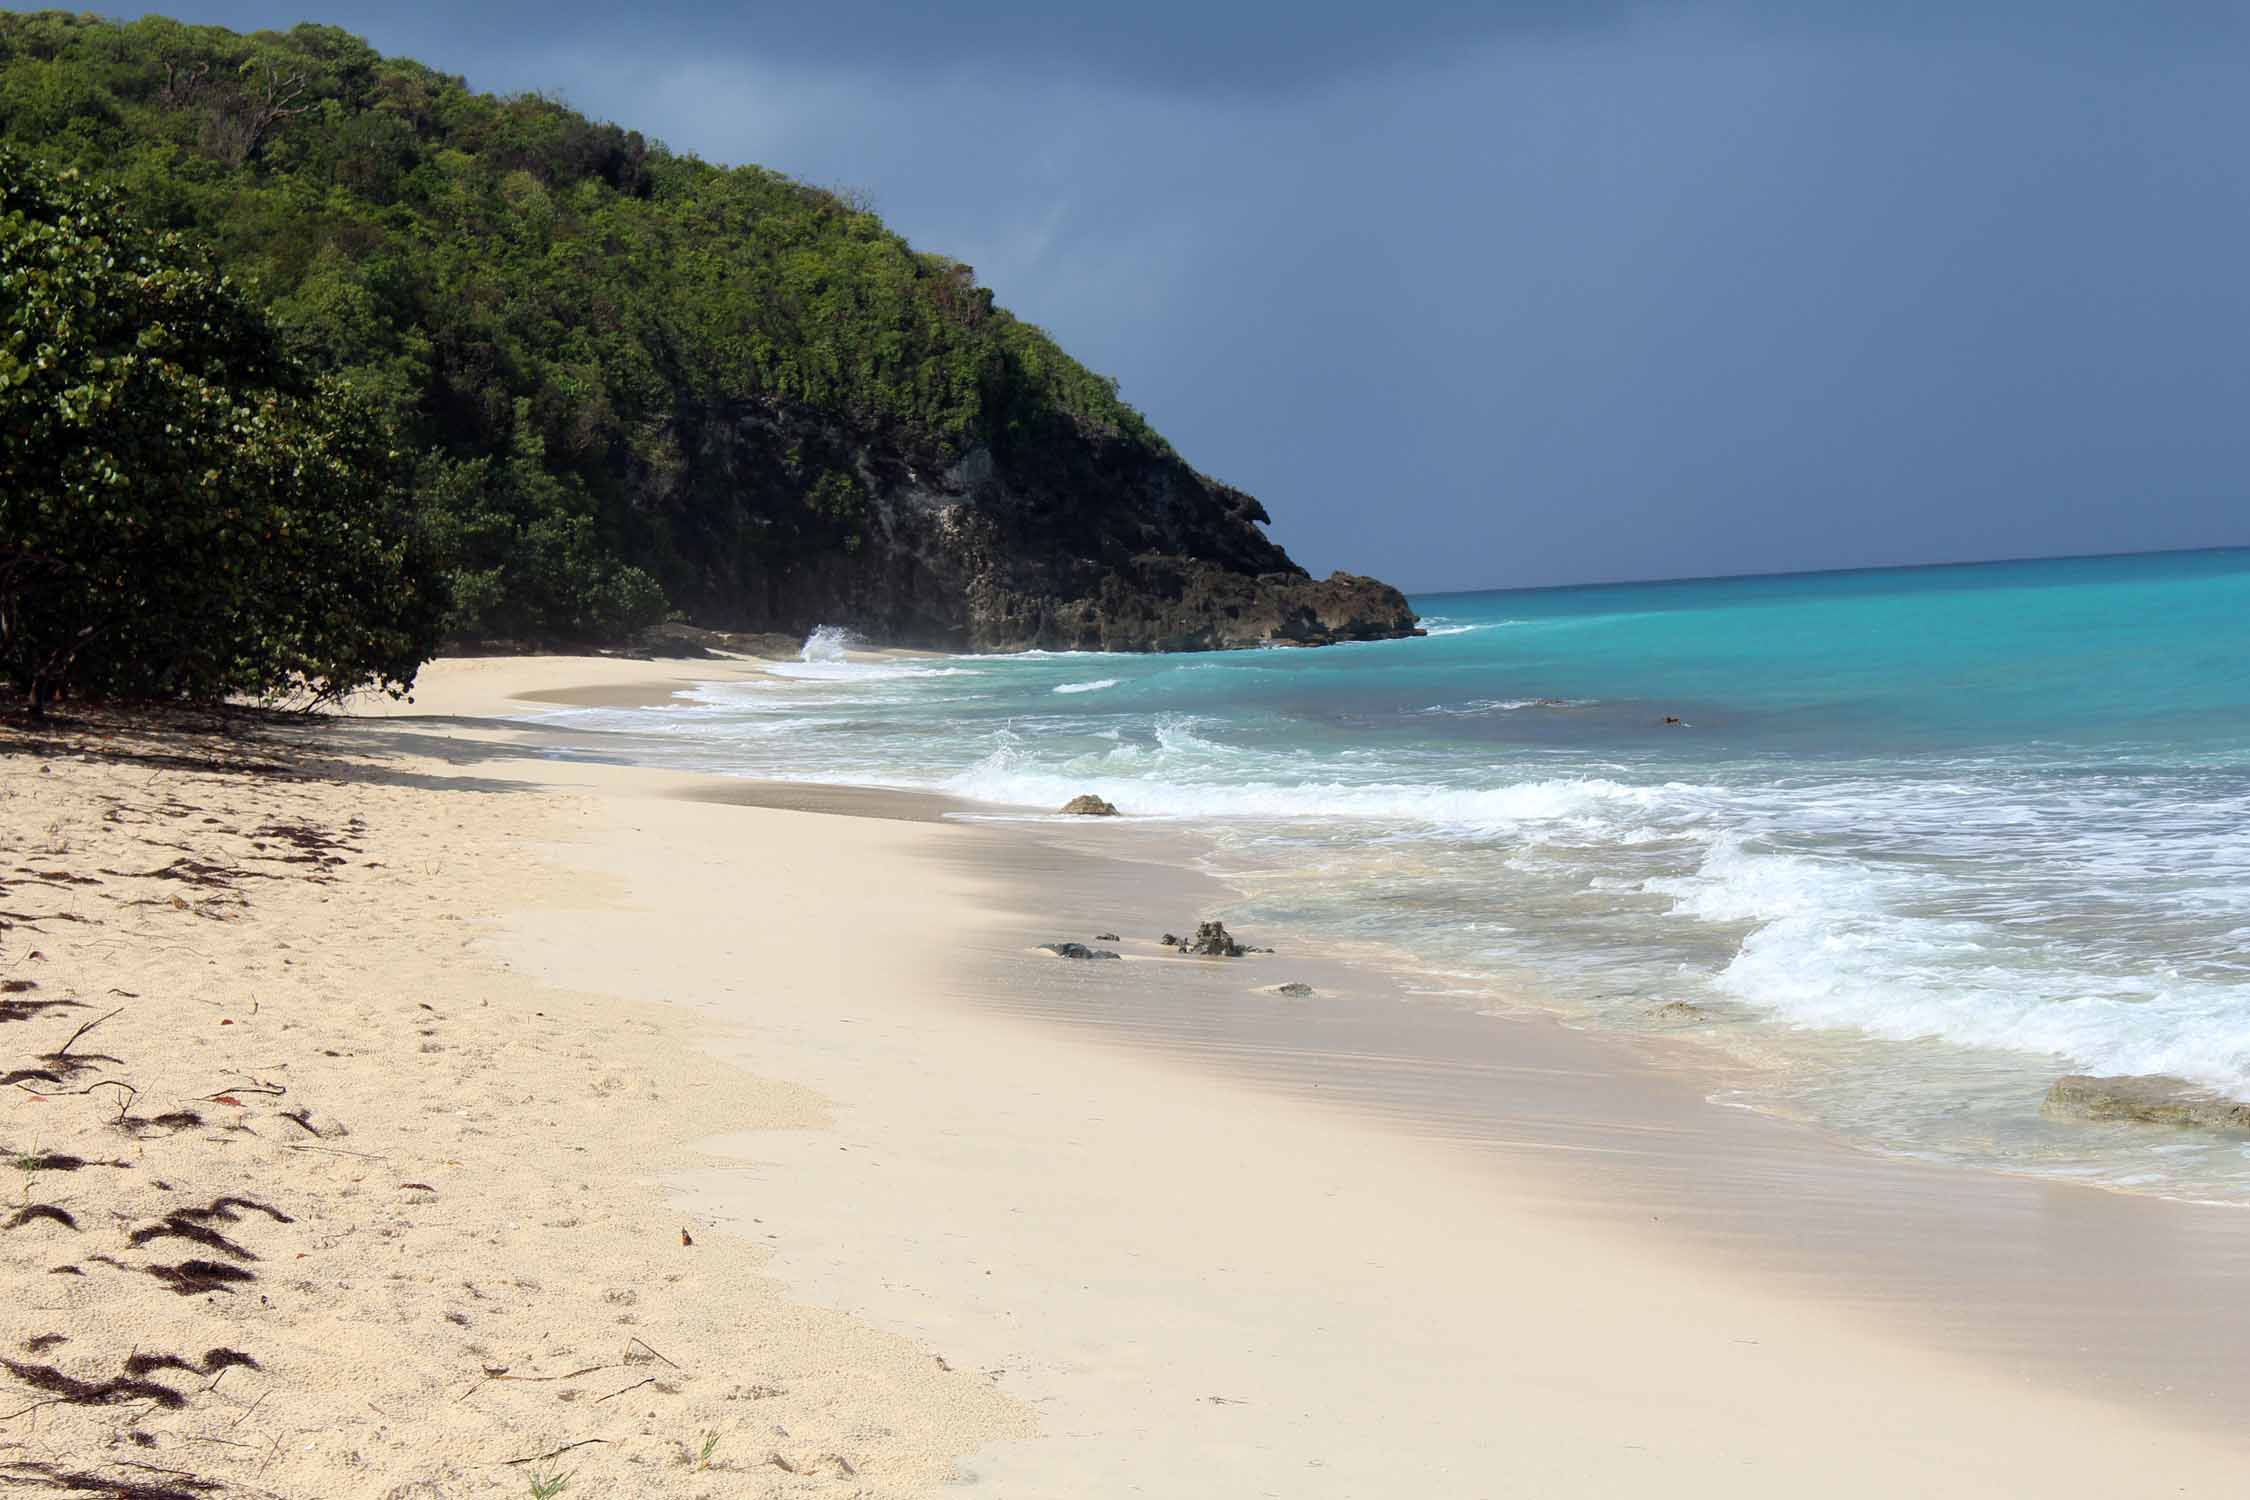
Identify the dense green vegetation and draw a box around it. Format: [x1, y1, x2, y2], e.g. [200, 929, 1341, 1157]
[1, 146, 443, 709]
[0, 11, 1167, 641]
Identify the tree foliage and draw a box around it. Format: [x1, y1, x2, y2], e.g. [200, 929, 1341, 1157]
[0, 12, 1169, 640]
[0, 146, 444, 708]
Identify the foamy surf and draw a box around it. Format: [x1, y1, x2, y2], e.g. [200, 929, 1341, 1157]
[759, 627, 979, 683]
[944, 759, 1675, 833]
[766, 660, 974, 682]
[1417, 697, 1594, 715]
[1418, 620, 1515, 636]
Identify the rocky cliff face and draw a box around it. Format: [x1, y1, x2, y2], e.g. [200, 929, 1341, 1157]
[647, 398, 1422, 653]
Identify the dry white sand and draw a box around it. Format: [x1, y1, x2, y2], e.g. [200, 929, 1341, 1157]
[1, 697, 1022, 1498]
[7, 653, 2246, 1497]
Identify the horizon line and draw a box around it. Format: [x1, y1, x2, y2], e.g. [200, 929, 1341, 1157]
[1405, 539, 2250, 602]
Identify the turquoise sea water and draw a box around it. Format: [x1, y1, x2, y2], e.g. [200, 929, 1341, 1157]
[541, 547, 2250, 1201]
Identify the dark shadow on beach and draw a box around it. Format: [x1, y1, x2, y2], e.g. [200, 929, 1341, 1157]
[0, 699, 614, 797]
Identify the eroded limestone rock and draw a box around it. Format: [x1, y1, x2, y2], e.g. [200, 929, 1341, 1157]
[2041, 1075, 2250, 1132]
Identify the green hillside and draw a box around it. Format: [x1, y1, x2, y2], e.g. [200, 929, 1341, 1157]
[0, 11, 1167, 641]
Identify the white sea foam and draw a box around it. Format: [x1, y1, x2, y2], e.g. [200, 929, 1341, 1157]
[767, 660, 974, 683]
[944, 749, 1676, 833]
[1643, 836, 1916, 924]
[1418, 697, 1594, 716]
[1415, 618, 1523, 637]
[1053, 678, 1120, 695]
[1644, 830, 2250, 1096]
[755, 624, 968, 682]
[1719, 914, 2250, 1095]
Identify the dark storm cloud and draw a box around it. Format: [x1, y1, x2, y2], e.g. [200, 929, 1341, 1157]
[113, 0, 1640, 95]
[111, 1, 2244, 95]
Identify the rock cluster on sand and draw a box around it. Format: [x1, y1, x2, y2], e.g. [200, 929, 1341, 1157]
[2041, 1074, 2250, 1132]
[1276, 982, 1315, 997]
[1060, 794, 1120, 816]
[1164, 921, 1245, 957]
[1041, 942, 1121, 960]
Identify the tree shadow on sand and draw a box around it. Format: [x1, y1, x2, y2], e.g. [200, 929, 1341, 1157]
[0, 694, 639, 797]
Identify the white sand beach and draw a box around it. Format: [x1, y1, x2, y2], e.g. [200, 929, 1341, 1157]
[5, 653, 2247, 1497]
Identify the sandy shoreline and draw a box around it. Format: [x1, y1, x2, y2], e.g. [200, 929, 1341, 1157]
[7, 653, 2249, 1495]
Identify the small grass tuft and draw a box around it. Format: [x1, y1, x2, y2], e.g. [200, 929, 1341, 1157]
[525, 1468, 572, 1500]
[695, 1430, 721, 1470]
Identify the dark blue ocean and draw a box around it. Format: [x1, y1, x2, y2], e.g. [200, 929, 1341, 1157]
[541, 547, 2250, 1200]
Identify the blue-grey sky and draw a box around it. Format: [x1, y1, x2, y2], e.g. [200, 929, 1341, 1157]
[94, 2, 2250, 590]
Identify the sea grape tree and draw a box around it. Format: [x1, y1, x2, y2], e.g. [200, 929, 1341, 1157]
[0, 146, 444, 710]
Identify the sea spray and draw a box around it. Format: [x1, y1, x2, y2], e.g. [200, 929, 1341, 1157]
[799, 623, 861, 662]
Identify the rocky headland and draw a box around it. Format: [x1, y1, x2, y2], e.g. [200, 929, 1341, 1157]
[665, 402, 1422, 652]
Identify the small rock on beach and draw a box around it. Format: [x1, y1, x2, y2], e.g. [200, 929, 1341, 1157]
[1041, 942, 1120, 960]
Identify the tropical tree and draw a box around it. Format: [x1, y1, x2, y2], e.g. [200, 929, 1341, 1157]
[0, 146, 445, 711]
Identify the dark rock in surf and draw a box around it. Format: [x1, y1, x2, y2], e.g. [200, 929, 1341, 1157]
[2042, 1075, 2250, 1132]
[1094, 932, 1120, 942]
[1040, 942, 1120, 961]
[1060, 794, 1120, 817]
[1183, 921, 1245, 958]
